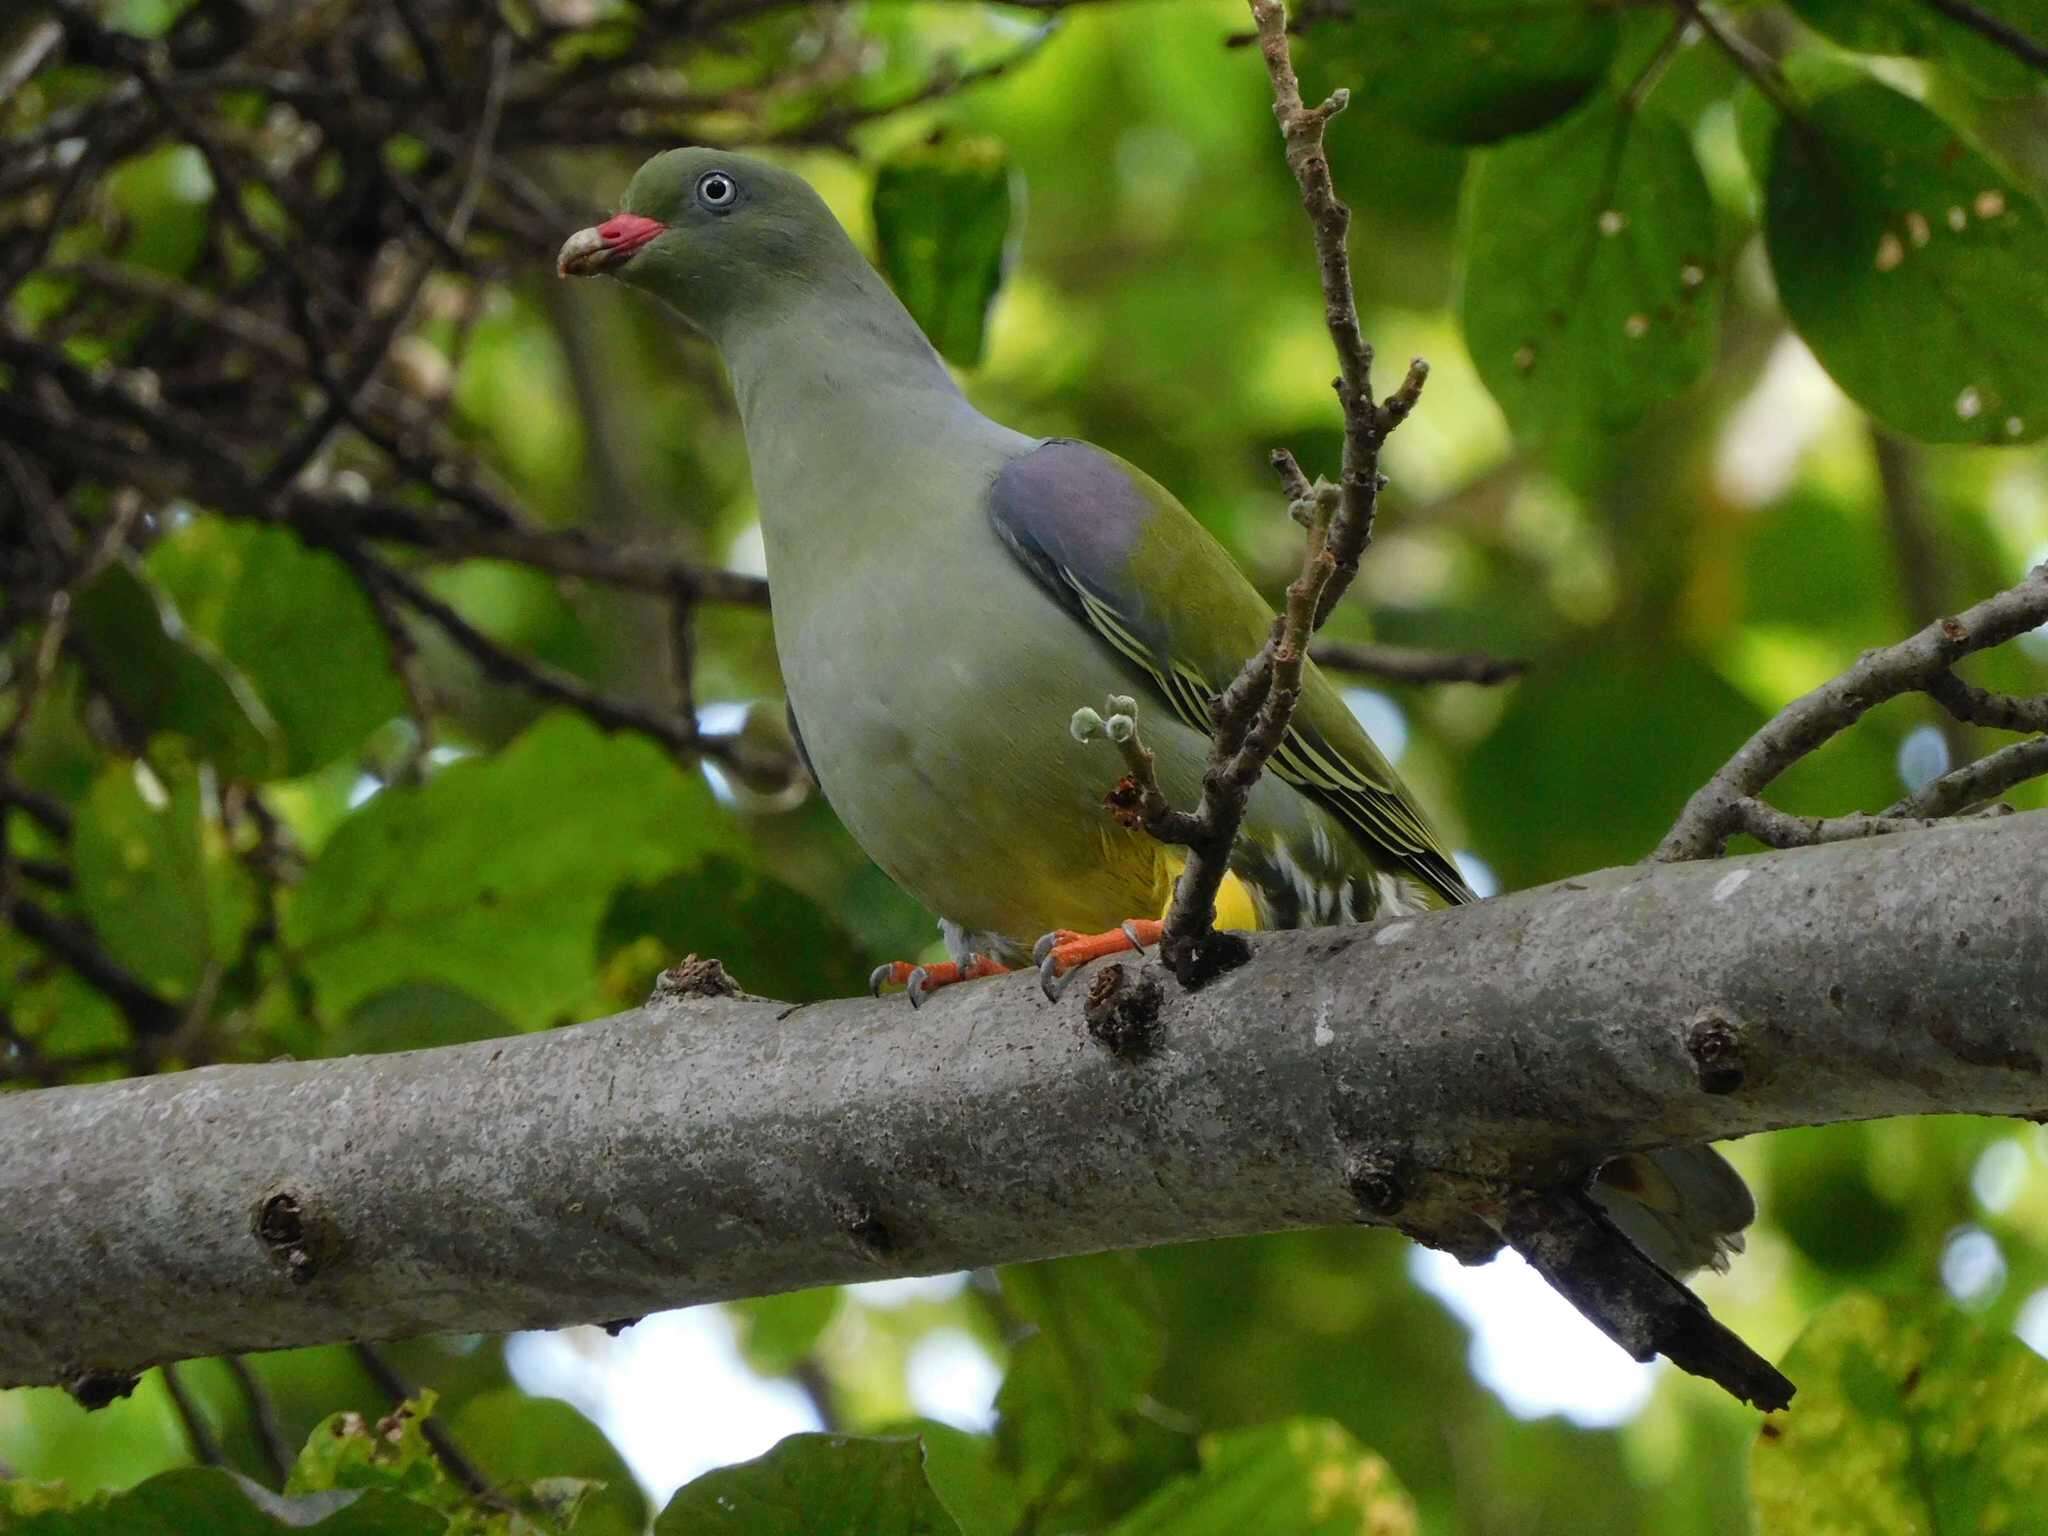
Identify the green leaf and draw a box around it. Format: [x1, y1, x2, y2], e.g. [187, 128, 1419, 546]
[0, 1466, 445, 1534]
[1782, 0, 2048, 96]
[729, 1287, 844, 1376]
[1107, 1420, 1416, 1536]
[1462, 645, 1766, 889]
[104, 144, 214, 277]
[70, 556, 282, 781]
[600, 855, 873, 1006]
[654, 1434, 961, 1535]
[332, 983, 514, 1056]
[282, 713, 734, 1029]
[1765, 1125, 1915, 1279]
[72, 758, 257, 1001]
[1461, 94, 1719, 445]
[289, 1397, 446, 1503]
[909, 1421, 1024, 1536]
[449, 1390, 648, 1536]
[872, 138, 1014, 367]
[1765, 79, 2048, 444]
[995, 1253, 1166, 1502]
[1751, 1292, 2048, 1534]
[147, 522, 405, 777]
[1304, 0, 1620, 144]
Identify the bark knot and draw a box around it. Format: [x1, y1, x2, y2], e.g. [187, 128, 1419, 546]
[254, 1189, 331, 1284]
[653, 954, 742, 1001]
[1686, 1008, 1746, 1095]
[1084, 964, 1166, 1058]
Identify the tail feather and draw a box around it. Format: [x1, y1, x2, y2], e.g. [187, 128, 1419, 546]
[1591, 1146, 1755, 1278]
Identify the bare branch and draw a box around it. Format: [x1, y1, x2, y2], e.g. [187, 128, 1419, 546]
[1069, 0, 1434, 985]
[1657, 562, 2048, 860]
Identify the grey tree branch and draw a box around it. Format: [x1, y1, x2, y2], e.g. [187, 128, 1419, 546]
[1657, 562, 2048, 860]
[4, 813, 2045, 1402]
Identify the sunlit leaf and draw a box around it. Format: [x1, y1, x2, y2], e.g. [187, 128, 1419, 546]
[1765, 79, 2048, 444]
[995, 1253, 1166, 1502]
[1461, 94, 1719, 445]
[147, 522, 404, 777]
[872, 138, 1014, 367]
[729, 1288, 844, 1376]
[654, 1434, 961, 1535]
[449, 1390, 647, 1536]
[911, 1421, 1024, 1536]
[73, 758, 256, 1001]
[283, 712, 735, 1028]
[70, 557, 282, 781]
[1108, 1420, 1415, 1536]
[1752, 1292, 2048, 1534]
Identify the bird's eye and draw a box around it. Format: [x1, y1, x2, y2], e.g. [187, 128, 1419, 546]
[697, 171, 738, 210]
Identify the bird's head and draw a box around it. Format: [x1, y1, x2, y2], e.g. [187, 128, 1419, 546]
[556, 148, 852, 336]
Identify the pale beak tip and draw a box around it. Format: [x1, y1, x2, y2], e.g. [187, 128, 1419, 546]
[556, 225, 610, 279]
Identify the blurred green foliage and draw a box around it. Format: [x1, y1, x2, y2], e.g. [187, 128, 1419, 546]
[6, 0, 2048, 1532]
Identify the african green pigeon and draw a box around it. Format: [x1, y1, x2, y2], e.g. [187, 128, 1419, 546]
[558, 149, 1752, 1277]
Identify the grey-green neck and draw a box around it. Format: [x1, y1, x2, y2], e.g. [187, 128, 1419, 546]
[716, 258, 960, 429]
[707, 256, 1028, 572]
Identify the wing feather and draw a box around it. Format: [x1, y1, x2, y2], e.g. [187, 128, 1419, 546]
[989, 438, 1472, 907]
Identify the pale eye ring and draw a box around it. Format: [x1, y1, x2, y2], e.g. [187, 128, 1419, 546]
[697, 170, 738, 210]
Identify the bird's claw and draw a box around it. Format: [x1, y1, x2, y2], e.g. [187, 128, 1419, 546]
[870, 955, 1009, 1004]
[1033, 920, 1166, 1002]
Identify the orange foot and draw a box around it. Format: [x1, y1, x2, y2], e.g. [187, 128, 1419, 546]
[868, 954, 1008, 1009]
[1033, 920, 1164, 1001]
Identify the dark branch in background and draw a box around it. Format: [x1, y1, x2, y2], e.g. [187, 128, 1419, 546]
[1676, 0, 1803, 120]
[0, 0, 848, 1063]
[1068, 0, 1429, 987]
[1657, 562, 2048, 860]
[160, 1362, 224, 1468]
[1916, 0, 2048, 76]
[226, 1355, 293, 1491]
[1870, 428, 1970, 770]
[1309, 640, 1526, 686]
[351, 1342, 498, 1505]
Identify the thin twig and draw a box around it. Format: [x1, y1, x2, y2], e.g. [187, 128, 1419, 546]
[1894, 735, 2048, 818]
[340, 545, 700, 756]
[1249, 0, 1426, 625]
[1657, 562, 2048, 859]
[1068, 0, 1428, 984]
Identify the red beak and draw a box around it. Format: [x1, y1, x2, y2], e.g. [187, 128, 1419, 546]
[557, 213, 666, 277]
